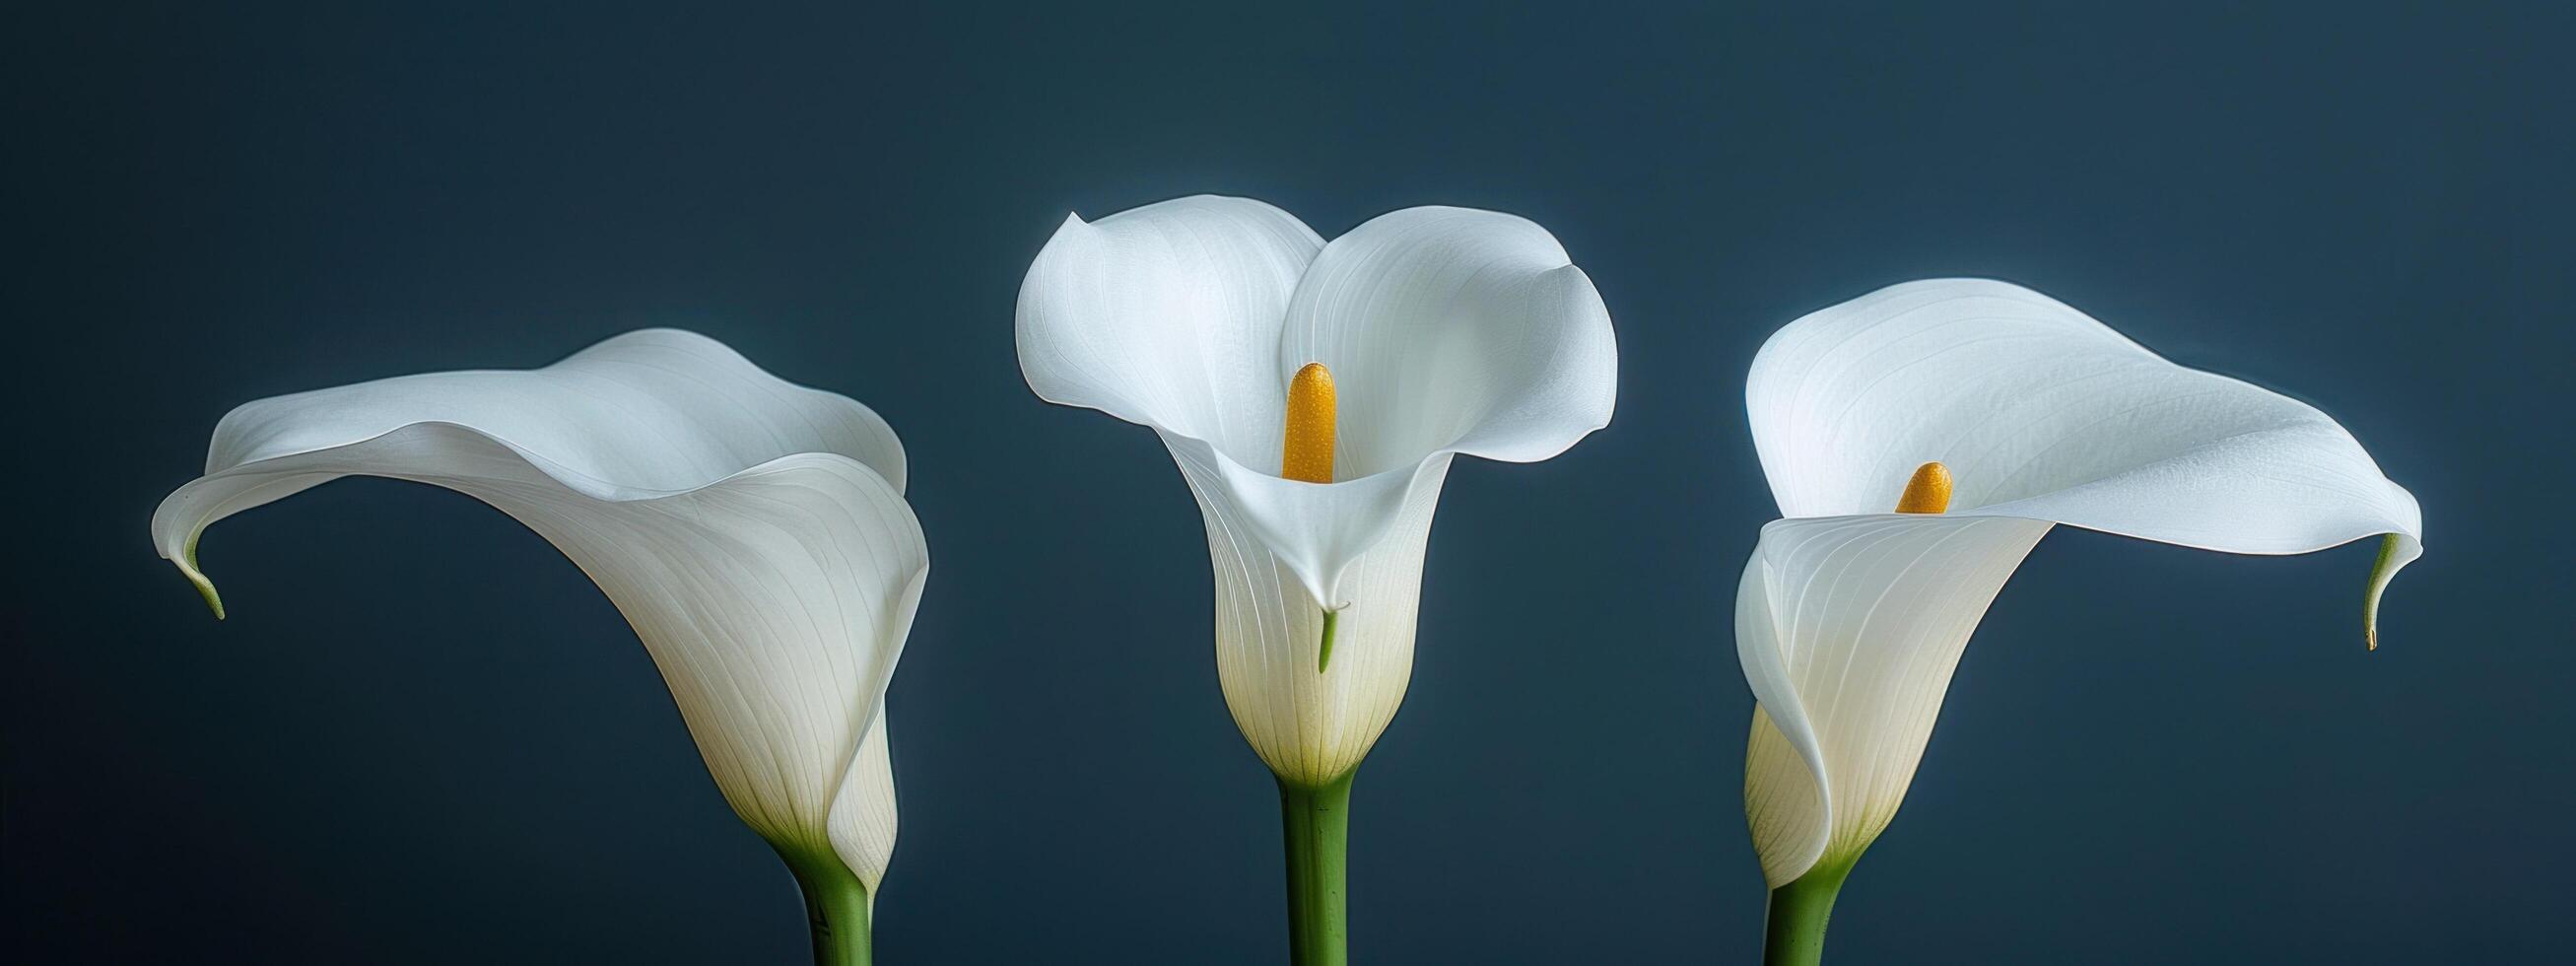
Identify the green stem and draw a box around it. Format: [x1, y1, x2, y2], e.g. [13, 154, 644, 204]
[1278, 770, 1356, 966]
[1761, 862, 1852, 966]
[775, 845, 873, 966]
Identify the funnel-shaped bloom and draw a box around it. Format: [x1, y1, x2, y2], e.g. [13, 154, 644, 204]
[1734, 280, 2424, 898]
[1016, 196, 1617, 787]
[1019, 196, 1615, 965]
[151, 330, 927, 960]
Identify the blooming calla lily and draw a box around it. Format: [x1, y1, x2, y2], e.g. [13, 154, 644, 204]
[151, 329, 927, 962]
[1732, 280, 2423, 957]
[1018, 196, 1615, 964]
[1016, 195, 1618, 787]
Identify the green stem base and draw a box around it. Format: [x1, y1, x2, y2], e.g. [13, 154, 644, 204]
[775, 845, 874, 966]
[1761, 862, 1852, 966]
[1278, 770, 1356, 966]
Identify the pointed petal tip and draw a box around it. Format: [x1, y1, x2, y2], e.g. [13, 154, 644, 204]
[2362, 532, 2405, 652]
[1029, 212, 1093, 253]
[174, 556, 226, 620]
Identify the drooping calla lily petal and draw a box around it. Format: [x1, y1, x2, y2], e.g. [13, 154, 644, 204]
[1736, 279, 2423, 887]
[150, 329, 928, 896]
[1017, 195, 1617, 786]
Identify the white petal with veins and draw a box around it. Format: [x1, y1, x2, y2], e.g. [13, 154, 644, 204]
[1736, 280, 2423, 885]
[1018, 197, 1616, 782]
[152, 329, 927, 892]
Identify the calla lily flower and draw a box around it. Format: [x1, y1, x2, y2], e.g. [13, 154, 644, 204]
[1015, 195, 1616, 964]
[151, 330, 927, 966]
[1732, 280, 2423, 964]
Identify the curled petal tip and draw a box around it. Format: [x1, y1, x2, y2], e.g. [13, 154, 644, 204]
[176, 559, 226, 620]
[2362, 532, 2404, 652]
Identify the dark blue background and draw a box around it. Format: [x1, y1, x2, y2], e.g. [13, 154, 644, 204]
[9, 3, 2567, 962]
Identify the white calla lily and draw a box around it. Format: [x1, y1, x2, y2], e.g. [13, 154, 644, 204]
[1733, 279, 2423, 963]
[1016, 195, 1616, 961]
[151, 329, 926, 964]
[1017, 196, 1617, 787]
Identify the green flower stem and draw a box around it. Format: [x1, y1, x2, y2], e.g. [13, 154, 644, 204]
[1761, 861, 1853, 966]
[775, 845, 873, 966]
[1278, 770, 1357, 966]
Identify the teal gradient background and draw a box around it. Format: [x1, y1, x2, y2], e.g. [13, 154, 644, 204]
[8, 3, 2568, 962]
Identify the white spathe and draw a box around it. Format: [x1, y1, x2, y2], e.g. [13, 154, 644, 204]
[1017, 196, 1618, 785]
[1735, 279, 2424, 887]
[151, 329, 927, 894]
